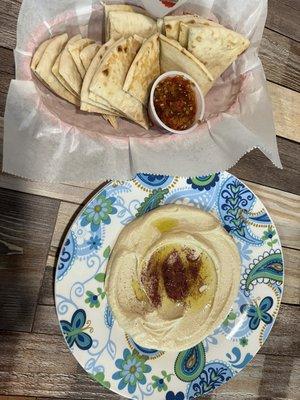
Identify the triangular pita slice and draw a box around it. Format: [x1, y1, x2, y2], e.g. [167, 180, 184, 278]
[68, 38, 95, 79]
[31, 38, 53, 71]
[52, 34, 82, 96]
[107, 11, 157, 40]
[34, 33, 79, 105]
[90, 36, 149, 129]
[178, 18, 219, 47]
[104, 3, 134, 41]
[81, 39, 120, 116]
[102, 115, 119, 129]
[164, 14, 200, 41]
[123, 34, 160, 105]
[188, 24, 250, 80]
[52, 53, 78, 97]
[159, 34, 214, 95]
[80, 43, 101, 72]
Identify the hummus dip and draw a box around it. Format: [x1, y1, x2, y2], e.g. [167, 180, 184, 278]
[105, 204, 241, 352]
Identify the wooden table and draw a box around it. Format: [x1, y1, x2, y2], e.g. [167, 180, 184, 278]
[0, 1, 299, 399]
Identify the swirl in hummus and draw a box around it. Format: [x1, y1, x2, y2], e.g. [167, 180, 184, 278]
[105, 204, 241, 352]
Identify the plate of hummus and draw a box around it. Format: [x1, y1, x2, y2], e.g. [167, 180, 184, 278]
[55, 171, 284, 399]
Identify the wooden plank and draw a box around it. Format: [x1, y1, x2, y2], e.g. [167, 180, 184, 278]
[31, 302, 299, 359]
[0, 331, 298, 398]
[260, 28, 300, 92]
[38, 266, 55, 306]
[0, 188, 60, 332]
[245, 181, 300, 250]
[0, 0, 21, 49]
[32, 305, 61, 336]
[282, 247, 300, 305]
[267, 82, 300, 143]
[0, 47, 14, 117]
[266, 0, 300, 42]
[0, 397, 36, 400]
[230, 137, 300, 196]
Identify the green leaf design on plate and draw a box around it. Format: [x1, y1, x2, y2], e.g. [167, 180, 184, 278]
[95, 272, 106, 282]
[136, 188, 169, 217]
[92, 371, 111, 389]
[103, 246, 111, 259]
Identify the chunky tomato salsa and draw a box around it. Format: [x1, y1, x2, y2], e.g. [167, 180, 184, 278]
[154, 75, 197, 131]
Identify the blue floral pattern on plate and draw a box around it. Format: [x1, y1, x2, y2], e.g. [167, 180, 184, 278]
[55, 172, 284, 399]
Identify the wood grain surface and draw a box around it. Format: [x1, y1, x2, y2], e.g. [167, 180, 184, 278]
[0, 0, 299, 399]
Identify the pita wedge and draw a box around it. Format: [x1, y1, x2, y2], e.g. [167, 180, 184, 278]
[164, 14, 200, 41]
[52, 34, 82, 97]
[188, 24, 250, 80]
[104, 3, 134, 41]
[102, 114, 119, 129]
[31, 38, 53, 70]
[80, 43, 101, 72]
[34, 34, 79, 105]
[159, 34, 214, 95]
[52, 53, 78, 97]
[68, 38, 95, 78]
[123, 34, 160, 105]
[90, 36, 149, 129]
[81, 39, 119, 116]
[107, 11, 157, 40]
[178, 18, 219, 47]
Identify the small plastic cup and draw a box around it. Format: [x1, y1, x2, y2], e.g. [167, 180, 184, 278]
[148, 71, 205, 134]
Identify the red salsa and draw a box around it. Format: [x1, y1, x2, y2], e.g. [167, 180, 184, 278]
[154, 75, 197, 131]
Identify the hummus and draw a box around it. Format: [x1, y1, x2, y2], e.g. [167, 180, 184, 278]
[105, 204, 241, 352]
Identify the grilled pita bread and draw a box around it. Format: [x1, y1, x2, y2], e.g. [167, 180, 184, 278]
[31, 38, 53, 71]
[123, 34, 160, 105]
[80, 43, 101, 72]
[90, 36, 149, 129]
[34, 34, 79, 105]
[107, 11, 157, 40]
[52, 53, 78, 97]
[81, 39, 120, 115]
[159, 34, 213, 95]
[178, 18, 219, 47]
[104, 3, 134, 41]
[52, 34, 82, 96]
[164, 14, 200, 41]
[68, 38, 95, 78]
[188, 24, 250, 80]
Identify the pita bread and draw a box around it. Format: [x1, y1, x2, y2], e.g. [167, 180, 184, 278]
[164, 14, 200, 41]
[81, 39, 120, 116]
[123, 34, 160, 105]
[157, 18, 165, 34]
[31, 38, 53, 71]
[159, 34, 214, 95]
[188, 24, 250, 80]
[34, 34, 79, 105]
[90, 36, 149, 129]
[178, 19, 219, 47]
[52, 34, 82, 96]
[68, 38, 94, 78]
[52, 53, 78, 97]
[107, 11, 157, 40]
[104, 3, 134, 41]
[102, 115, 119, 129]
[80, 43, 101, 71]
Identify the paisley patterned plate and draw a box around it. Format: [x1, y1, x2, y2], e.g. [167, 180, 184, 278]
[55, 172, 284, 399]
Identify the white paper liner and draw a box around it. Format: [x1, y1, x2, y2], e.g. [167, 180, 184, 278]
[3, 0, 282, 183]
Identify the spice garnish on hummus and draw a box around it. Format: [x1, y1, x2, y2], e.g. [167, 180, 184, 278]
[105, 204, 241, 352]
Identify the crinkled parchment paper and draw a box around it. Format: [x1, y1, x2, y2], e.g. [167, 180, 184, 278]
[3, 0, 281, 183]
